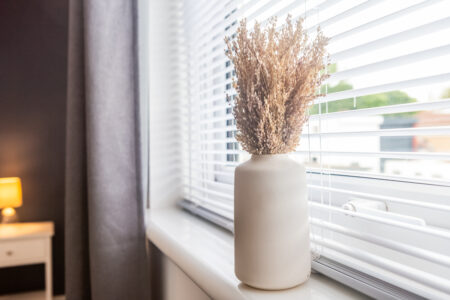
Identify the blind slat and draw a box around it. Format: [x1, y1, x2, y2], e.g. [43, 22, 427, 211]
[309, 98, 450, 120]
[310, 202, 450, 240]
[331, 11, 450, 60]
[315, 73, 450, 104]
[302, 126, 450, 138]
[330, 0, 442, 42]
[308, 184, 450, 212]
[328, 44, 450, 83]
[306, 0, 380, 34]
[311, 218, 450, 268]
[295, 150, 450, 160]
[311, 236, 450, 294]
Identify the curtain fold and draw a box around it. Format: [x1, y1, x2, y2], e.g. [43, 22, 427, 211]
[65, 0, 149, 299]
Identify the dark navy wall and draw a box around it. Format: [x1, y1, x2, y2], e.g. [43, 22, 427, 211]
[0, 0, 68, 295]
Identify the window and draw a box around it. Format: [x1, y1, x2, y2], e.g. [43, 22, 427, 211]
[179, 0, 450, 298]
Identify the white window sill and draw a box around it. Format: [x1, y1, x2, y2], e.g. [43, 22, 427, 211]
[146, 208, 368, 300]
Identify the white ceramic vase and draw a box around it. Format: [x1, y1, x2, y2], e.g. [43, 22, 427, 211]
[234, 154, 311, 290]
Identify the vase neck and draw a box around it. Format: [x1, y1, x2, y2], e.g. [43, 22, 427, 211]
[251, 154, 290, 161]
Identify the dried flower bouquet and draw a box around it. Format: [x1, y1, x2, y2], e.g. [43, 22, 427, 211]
[225, 16, 329, 155]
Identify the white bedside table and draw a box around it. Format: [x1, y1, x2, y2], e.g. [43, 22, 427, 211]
[0, 222, 54, 300]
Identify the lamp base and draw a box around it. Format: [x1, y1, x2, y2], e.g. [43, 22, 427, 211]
[1, 207, 18, 224]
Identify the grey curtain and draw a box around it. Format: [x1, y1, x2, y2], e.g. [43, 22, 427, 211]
[65, 0, 149, 299]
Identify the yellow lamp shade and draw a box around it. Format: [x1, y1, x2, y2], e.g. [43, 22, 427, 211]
[0, 177, 22, 208]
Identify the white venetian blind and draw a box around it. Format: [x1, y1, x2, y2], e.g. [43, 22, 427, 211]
[179, 0, 450, 298]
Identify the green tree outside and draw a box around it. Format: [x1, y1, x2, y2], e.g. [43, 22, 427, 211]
[441, 87, 450, 99]
[310, 64, 417, 115]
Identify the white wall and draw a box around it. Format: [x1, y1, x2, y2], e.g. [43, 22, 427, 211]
[162, 255, 211, 300]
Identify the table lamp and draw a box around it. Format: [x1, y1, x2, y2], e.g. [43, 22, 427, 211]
[0, 177, 22, 223]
